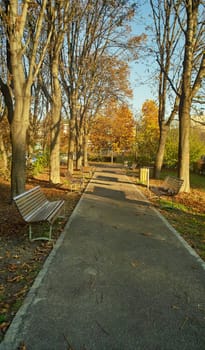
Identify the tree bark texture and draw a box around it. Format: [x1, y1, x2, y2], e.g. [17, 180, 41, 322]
[178, 0, 200, 192]
[49, 59, 61, 184]
[68, 117, 76, 174]
[155, 123, 170, 178]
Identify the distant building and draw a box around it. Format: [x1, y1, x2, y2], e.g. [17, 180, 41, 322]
[191, 114, 205, 130]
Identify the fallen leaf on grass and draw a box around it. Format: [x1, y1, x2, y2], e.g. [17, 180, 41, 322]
[0, 322, 10, 331]
[8, 264, 18, 272]
[34, 244, 52, 255]
[12, 254, 20, 259]
[0, 303, 10, 313]
[32, 256, 43, 262]
[22, 263, 32, 272]
[7, 275, 24, 283]
[13, 285, 28, 298]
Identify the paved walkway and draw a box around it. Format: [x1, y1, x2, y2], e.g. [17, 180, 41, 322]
[1, 165, 205, 350]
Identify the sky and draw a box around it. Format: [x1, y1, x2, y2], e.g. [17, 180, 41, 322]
[129, 60, 156, 116]
[126, 3, 205, 119]
[128, 3, 156, 116]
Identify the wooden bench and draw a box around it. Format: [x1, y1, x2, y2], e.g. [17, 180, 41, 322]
[64, 170, 84, 192]
[149, 176, 184, 206]
[80, 166, 95, 179]
[13, 186, 65, 241]
[129, 163, 137, 170]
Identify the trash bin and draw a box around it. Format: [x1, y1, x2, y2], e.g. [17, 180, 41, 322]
[148, 166, 154, 178]
[139, 167, 150, 187]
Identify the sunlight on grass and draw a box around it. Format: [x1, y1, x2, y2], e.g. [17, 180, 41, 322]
[160, 199, 188, 211]
[159, 202, 205, 261]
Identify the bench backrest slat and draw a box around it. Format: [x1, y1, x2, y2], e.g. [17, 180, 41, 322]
[13, 186, 48, 220]
[163, 176, 183, 194]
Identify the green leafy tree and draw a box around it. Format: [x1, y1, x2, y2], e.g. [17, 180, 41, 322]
[164, 127, 205, 169]
[136, 100, 159, 165]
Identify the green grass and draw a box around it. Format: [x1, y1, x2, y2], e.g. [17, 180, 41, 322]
[189, 173, 205, 190]
[161, 208, 205, 261]
[159, 198, 188, 211]
[0, 314, 6, 323]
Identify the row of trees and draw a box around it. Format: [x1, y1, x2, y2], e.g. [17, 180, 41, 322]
[87, 98, 205, 171]
[0, 1, 204, 197]
[148, 0, 205, 192]
[0, 0, 144, 198]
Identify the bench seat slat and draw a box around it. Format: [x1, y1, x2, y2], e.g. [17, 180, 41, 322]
[13, 186, 65, 241]
[27, 200, 64, 223]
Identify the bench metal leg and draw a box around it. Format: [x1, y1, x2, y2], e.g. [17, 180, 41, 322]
[29, 224, 32, 241]
[29, 223, 53, 241]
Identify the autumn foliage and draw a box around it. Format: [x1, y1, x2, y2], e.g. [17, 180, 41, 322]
[89, 103, 135, 157]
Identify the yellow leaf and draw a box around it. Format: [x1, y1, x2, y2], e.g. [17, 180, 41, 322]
[131, 260, 140, 268]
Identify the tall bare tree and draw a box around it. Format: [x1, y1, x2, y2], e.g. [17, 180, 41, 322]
[80, 55, 133, 167]
[177, 0, 205, 192]
[149, 0, 182, 178]
[149, 0, 205, 190]
[46, 0, 70, 184]
[0, 0, 52, 197]
[61, 0, 140, 173]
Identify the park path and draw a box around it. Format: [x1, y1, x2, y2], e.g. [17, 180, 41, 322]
[1, 165, 205, 350]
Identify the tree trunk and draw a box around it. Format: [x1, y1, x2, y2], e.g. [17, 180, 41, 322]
[0, 133, 8, 176]
[155, 123, 169, 178]
[76, 127, 83, 169]
[49, 60, 61, 184]
[49, 114, 61, 184]
[10, 96, 30, 197]
[83, 133, 89, 166]
[177, 0, 200, 193]
[178, 99, 190, 192]
[67, 117, 75, 174]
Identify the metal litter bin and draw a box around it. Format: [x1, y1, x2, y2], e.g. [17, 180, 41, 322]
[140, 167, 150, 187]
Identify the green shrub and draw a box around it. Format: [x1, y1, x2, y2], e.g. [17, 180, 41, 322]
[29, 153, 49, 176]
[164, 128, 205, 169]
